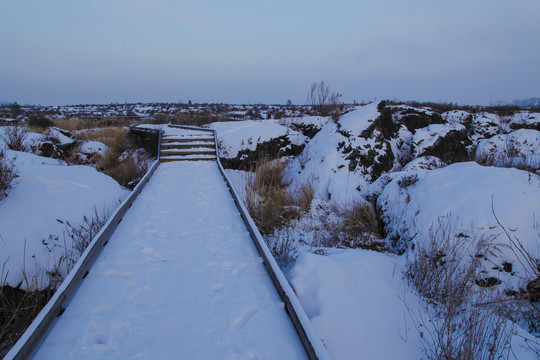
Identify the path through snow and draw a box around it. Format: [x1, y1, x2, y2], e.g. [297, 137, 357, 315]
[33, 161, 306, 359]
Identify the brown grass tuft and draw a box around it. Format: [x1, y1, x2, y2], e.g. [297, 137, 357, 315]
[0, 264, 55, 358]
[245, 157, 313, 235]
[405, 219, 518, 360]
[0, 150, 18, 200]
[100, 152, 147, 189]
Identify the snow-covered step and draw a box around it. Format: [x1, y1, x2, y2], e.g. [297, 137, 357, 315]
[161, 148, 216, 156]
[159, 130, 217, 162]
[161, 136, 214, 143]
[161, 141, 215, 149]
[161, 154, 217, 162]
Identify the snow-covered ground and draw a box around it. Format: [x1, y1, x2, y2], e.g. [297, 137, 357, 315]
[289, 250, 424, 359]
[0, 150, 130, 289]
[2, 102, 539, 358]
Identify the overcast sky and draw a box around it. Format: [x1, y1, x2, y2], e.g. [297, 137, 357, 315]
[1, 0, 539, 106]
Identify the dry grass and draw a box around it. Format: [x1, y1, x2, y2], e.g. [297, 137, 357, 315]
[245, 157, 314, 235]
[405, 219, 518, 360]
[0, 125, 28, 152]
[53, 117, 138, 131]
[0, 150, 18, 200]
[66, 127, 148, 188]
[317, 200, 387, 251]
[0, 284, 54, 357]
[243, 156, 314, 268]
[475, 140, 539, 173]
[0, 262, 55, 358]
[100, 152, 147, 189]
[267, 228, 299, 268]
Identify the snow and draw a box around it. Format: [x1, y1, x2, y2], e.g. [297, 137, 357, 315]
[285, 115, 331, 128]
[0, 150, 130, 289]
[283, 121, 365, 204]
[412, 123, 466, 157]
[3, 105, 540, 358]
[209, 120, 307, 158]
[78, 141, 109, 156]
[442, 110, 471, 124]
[378, 162, 540, 290]
[511, 111, 540, 126]
[289, 250, 423, 360]
[48, 128, 75, 146]
[475, 129, 540, 169]
[0, 126, 45, 151]
[338, 102, 379, 134]
[32, 162, 307, 359]
[283, 105, 383, 204]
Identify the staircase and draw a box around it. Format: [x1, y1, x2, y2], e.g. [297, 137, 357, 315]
[160, 132, 217, 162]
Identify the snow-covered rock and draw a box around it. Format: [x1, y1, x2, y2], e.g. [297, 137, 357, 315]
[475, 129, 540, 171]
[411, 123, 467, 158]
[377, 162, 540, 291]
[210, 120, 307, 159]
[79, 140, 109, 157]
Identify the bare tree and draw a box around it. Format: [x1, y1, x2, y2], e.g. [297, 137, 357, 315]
[307, 81, 343, 119]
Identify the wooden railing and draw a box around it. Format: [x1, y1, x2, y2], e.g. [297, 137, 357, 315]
[7, 125, 329, 360]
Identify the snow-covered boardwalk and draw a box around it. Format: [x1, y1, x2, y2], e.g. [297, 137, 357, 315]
[32, 161, 307, 359]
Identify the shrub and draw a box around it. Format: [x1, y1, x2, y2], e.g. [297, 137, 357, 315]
[0, 151, 18, 199]
[307, 81, 343, 119]
[27, 116, 53, 129]
[397, 174, 419, 188]
[62, 207, 112, 257]
[333, 201, 387, 251]
[267, 228, 298, 268]
[405, 219, 517, 360]
[53, 117, 138, 131]
[0, 126, 28, 152]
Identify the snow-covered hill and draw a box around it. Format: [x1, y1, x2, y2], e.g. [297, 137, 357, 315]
[0, 149, 130, 289]
[215, 102, 540, 359]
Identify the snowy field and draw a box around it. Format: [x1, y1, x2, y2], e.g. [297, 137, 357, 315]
[2, 102, 539, 359]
